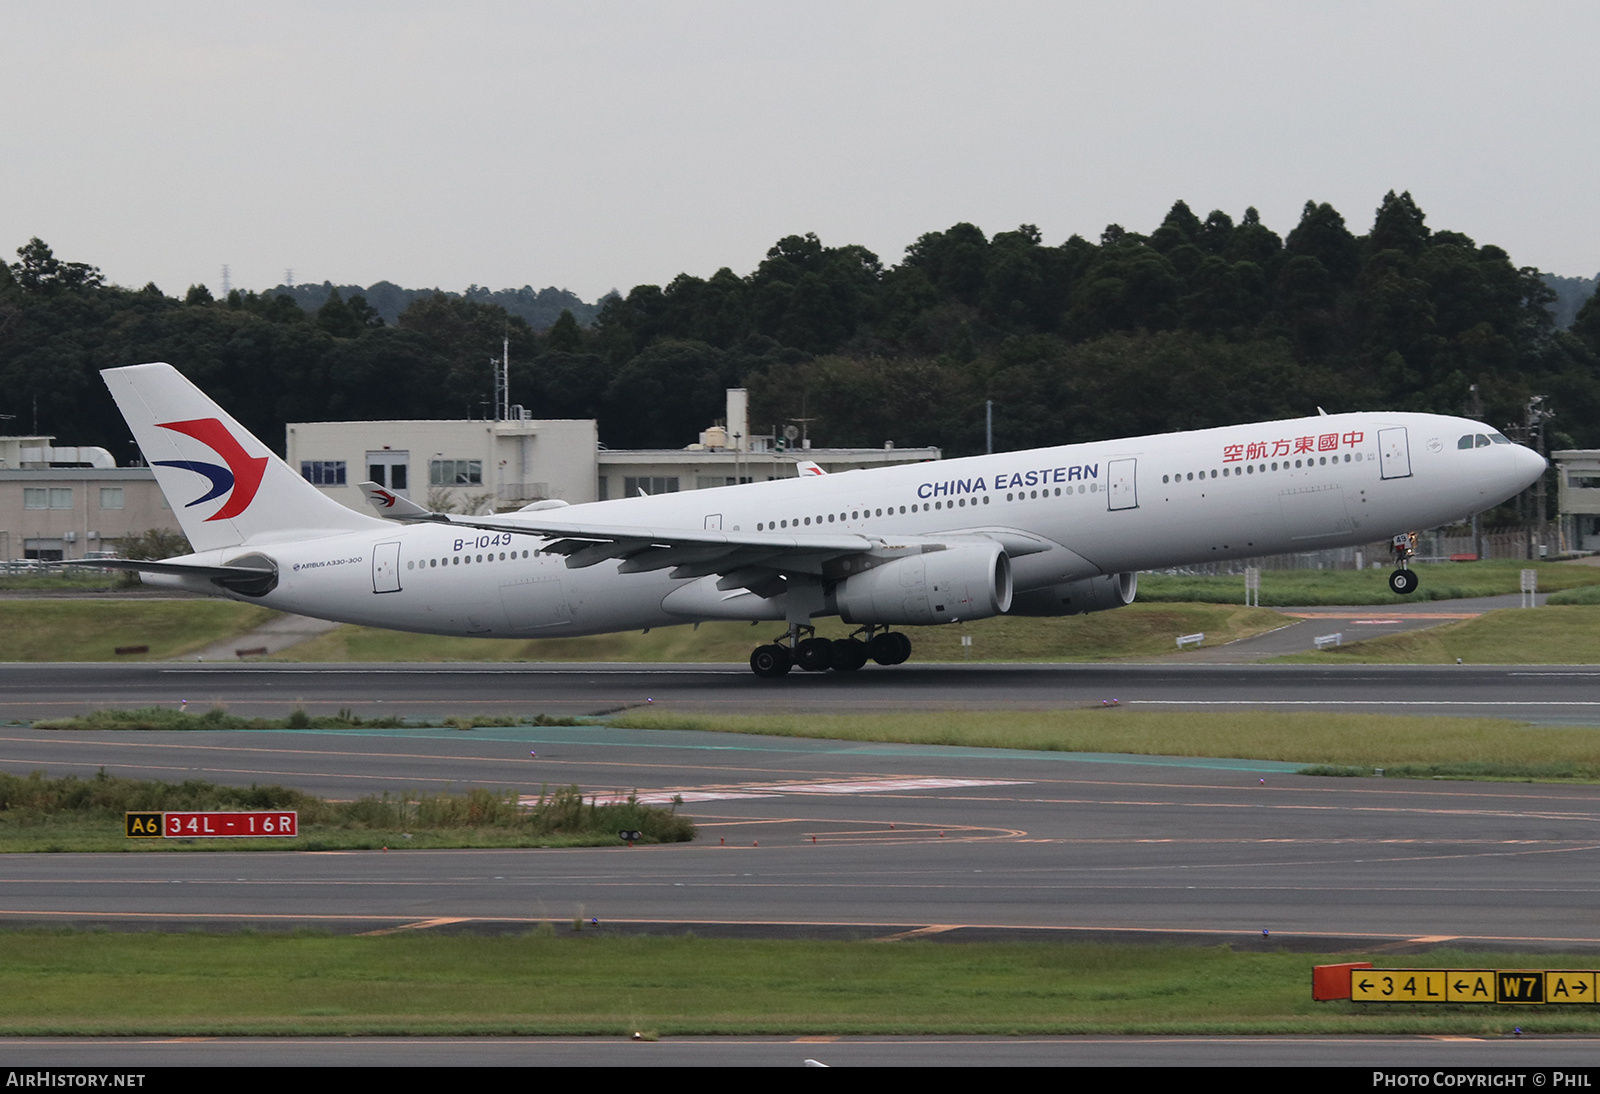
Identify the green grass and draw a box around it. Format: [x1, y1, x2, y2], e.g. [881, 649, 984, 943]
[610, 708, 1600, 776]
[1548, 585, 1600, 605]
[0, 600, 276, 661]
[1276, 605, 1600, 664]
[0, 933, 1591, 1035]
[1139, 559, 1600, 606]
[0, 572, 124, 592]
[0, 770, 693, 852]
[274, 603, 1287, 663]
[32, 706, 584, 732]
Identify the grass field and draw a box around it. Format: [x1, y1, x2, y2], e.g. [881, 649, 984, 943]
[0, 600, 276, 661]
[0, 572, 124, 592]
[1277, 605, 1600, 664]
[0, 769, 692, 853]
[0, 932, 1590, 1036]
[1138, 559, 1600, 605]
[276, 602, 1287, 663]
[610, 708, 1600, 777]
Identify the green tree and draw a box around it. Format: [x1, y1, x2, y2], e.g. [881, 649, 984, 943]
[544, 308, 584, 352]
[11, 238, 104, 294]
[1285, 202, 1360, 287]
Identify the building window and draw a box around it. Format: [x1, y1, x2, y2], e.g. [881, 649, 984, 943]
[430, 459, 482, 486]
[624, 476, 679, 496]
[301, 460, 347, 486]
[99, 487, 124, 510]
[24, 488, 73, 510]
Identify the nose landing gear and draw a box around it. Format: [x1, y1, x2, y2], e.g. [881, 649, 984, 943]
[1389, 532, 1420, 595]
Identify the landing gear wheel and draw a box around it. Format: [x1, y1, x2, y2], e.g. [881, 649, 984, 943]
[830, 638, 869, 672]
[892, 632, 912, 664]
[870, 631, 913, 665]
[1388, 568, 1419, 595]
[795, 636, 835, 672]
[750, 644, 792, 678]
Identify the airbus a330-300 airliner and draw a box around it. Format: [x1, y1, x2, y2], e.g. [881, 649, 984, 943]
[90, 363, 1546, 677]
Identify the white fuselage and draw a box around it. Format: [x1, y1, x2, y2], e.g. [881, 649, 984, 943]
[151, 411, 1544, 638]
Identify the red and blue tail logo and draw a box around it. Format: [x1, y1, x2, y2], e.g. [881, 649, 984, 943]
[152, 418, 269, 521]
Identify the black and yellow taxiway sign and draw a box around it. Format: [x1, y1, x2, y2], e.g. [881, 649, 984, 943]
[124, 812, 162, 838]
[1351, 970, 1599, 1004]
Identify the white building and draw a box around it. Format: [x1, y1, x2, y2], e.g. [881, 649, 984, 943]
[0, 436, 179, 561]
[288, 389, 941, 514]
[285, 417, 599, 513]
[1554, 450, 1600, 552]
[1, 392, 941, 560]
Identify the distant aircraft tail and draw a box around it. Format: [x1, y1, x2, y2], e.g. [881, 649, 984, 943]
[357, 480, 439, 522]
[102, 363, 386, 553]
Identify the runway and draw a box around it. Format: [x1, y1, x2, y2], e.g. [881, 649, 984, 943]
[7, 662, 1600, 1065]
[3, 716, 1600, 949]
[4, 660, 1600, 723]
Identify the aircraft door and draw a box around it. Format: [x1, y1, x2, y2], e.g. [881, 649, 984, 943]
[704, 513, 722, 530]
[372, 541, 402, 594]
[1106, 459, 1138, 511]
[1378, 428, 1412, 480]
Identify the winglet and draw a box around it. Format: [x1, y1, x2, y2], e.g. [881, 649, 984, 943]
[796, 460, 827, 476]
[358, 481, 441, 521]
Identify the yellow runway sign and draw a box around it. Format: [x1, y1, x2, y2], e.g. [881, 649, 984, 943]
[1349, 969, 1598, 1004]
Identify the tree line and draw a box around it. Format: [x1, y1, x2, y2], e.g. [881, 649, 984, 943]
[3, 192, 1599, 465]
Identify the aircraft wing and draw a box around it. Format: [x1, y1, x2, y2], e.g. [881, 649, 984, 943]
[365, 497, 1052, 596]
[435, 511, 874, 588]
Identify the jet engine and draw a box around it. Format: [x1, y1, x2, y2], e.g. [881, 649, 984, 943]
[832, 544, 1012, 625]
[1006, 571, 1137, 616]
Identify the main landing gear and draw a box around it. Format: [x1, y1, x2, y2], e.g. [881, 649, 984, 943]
[1388, 532, 1420, 595]
[748, 624, 912, 678]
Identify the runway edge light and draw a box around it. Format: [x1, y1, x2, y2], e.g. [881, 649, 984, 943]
[1312, 962, 1373, 1001]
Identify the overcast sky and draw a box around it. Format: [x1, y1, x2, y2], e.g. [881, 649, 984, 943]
[3, 2, 1595, 302]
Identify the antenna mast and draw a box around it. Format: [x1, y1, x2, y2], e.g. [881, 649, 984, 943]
[496, 333, 510, 421]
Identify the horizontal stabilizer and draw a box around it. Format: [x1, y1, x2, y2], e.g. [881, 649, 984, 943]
[65, 555, 279, 596]
[64, 558, 271, 580]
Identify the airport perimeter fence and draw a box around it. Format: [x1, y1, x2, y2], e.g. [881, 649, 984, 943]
[1161, 525, 1559, 577]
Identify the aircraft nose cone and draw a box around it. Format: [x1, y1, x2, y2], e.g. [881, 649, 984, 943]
[1512, 444, 1546, 489]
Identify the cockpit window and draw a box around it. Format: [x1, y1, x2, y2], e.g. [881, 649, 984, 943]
[1458, 435, 1474, 449]
[1489, 432, 1511, 444]
[1476, 434, 1491, 448]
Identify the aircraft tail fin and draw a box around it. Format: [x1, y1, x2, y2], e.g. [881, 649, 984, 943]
[102, 363, 386, 553]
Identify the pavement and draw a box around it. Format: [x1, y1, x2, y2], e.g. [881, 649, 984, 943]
[177, 612, 342, 661]
[1166, 592, 1547, 662]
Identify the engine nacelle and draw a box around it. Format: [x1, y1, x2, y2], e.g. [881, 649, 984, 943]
[832, 544, 1012, 625]
[1007, 571, 1137, 616]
